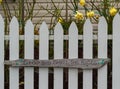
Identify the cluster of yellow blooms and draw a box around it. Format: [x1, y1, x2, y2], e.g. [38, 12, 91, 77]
[74, 0, 118, 20]
[74, 11, 84, 20]
[87, 11, 94, 18]
[58, 0, 118, 23]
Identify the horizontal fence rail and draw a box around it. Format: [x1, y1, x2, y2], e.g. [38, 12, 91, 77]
[4, 35, 113, 40]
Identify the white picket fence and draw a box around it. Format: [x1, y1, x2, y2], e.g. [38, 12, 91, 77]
[0, 13, 120, 89]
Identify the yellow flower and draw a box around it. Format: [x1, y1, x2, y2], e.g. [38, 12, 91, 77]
[87, 11, 95, 18]
[0, 0, 2, 4]
[79, 0, 85, 6]
[74, 11, 84, 20]
[58, 17, 63, 23]
[109, 7, 117, 16]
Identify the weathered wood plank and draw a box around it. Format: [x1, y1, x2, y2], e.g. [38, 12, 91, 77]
[4, 58, 110, 69]
[9, 16, 19, 89]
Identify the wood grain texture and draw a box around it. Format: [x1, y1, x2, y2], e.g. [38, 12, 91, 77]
[4, 58, 110, 69]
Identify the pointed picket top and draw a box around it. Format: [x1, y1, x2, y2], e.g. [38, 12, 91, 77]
[10, 16, 18, 26]
[10, 16, 19, 32]
[69, 21, 78, 34]
[25, 19, 34, 32]
[84, 19, 92, 33]
[113, 13, 120, 23]
[54, 22, 63, 37]
[39, 21, 49, 33]
[98, 16, 107, 36]
[0, 14, 4, 26]
[113, 13, 120, 34]
[25, 19, 34, 27]
[98, 16, 107, 27]
[55, 22, 63, 31]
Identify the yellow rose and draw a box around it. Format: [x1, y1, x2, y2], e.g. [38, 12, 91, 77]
[0, 0, 2, 4]
[58, 17, 63, 23]
[87, 11, 95, 18]
[74, 11, 84, 20]
[79, 0, 85, 6]
[109, 7, 117, 16]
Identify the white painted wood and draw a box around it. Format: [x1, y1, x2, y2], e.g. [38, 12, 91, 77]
[24, 20, 34, 89]
[9, 17, 19, 89]
[54, 22, 63, 89]
[83, 19, 93, 89]
[98, 17, 107, 89]
[113, 13, 120, 89]
[68, 22, 78, 89]
[0, 15, 4, 89]
[39, 22, 49, 89]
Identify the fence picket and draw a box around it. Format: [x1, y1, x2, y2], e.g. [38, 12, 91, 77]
[39, 22, 49, 89]
[54, 23, 63, 89]
[9, 17, 19, 89]
[24, 20, 34, 89]
[98, 17, 107, 89]
[113, 13, 120, 89]
[83, 19, 93, 89]
[0, 15, 4, 89]
[68, 22, 78, 89]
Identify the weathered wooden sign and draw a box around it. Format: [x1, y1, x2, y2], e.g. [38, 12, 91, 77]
[4, 58, 110, 69]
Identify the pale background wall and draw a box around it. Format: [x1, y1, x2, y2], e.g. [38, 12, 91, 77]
[0, 0, 119, 30]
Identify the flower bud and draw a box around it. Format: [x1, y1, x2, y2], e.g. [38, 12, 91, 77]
[109, 7, 117, 16]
